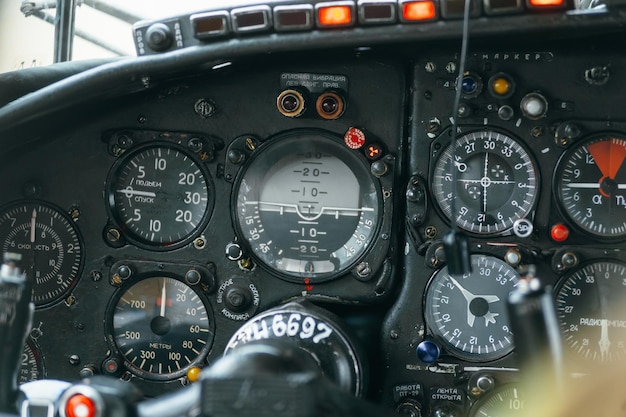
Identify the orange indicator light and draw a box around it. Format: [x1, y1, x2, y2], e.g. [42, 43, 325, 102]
[318, 6, 353, 26]
[529, 0, 565, 7]
[187, 366, 202, 383]
[492, 78, 511, 96]
[402, 1, 437, 21]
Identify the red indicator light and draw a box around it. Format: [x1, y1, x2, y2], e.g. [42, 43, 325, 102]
[66, 394, 97, 417]
[318, 5, 353, 26]
[402, 1, 437, 21]
[528, 0, 565, 7]
[550, 223, 569, 242]
[344, 127, 366, 149]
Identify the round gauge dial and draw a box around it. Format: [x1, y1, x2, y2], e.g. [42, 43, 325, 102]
[555, 134, 626, 239]
[432, 130, 539, 235]
[107, 144, 213, 249]
[424, 255, 519, 361]
[469, 385, 525, 417]
[234, 131, 381, 282]
[554, 260, 626, 362]
[19, 339, 45, 384]
[110, 276, 213, 381]
[0, 201, 83, 307]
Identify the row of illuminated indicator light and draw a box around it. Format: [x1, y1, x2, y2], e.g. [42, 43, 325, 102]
[178, 0, 571, 42]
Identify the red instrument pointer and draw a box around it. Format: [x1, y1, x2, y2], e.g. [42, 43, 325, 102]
[588, 138, 626, 180]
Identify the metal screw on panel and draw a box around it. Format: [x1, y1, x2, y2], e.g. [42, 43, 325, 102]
[425, 62, 436, 73]
[188, 137, 204, 152]
[69, 207, 80, 221]
[425, 226, 438, 239]
[390, 330, 399, 340]
[106, 227, 121, 244]
[427, 119, 441, 134]
[561, 252, 579, 269]
[69, 355, 80, 366]
[530, 126, 543, 138]
[245, 137, 257, 151]
[137, 115, 147, 124]
[194, 99, 216, 118]
[90, 271, 102, 282]
[356, 262, 372, 279]
[22, 182, 40, 198]
[116, 134, 134, 150]
[193, 236, 206, 250]
[65, 295, 76, 307]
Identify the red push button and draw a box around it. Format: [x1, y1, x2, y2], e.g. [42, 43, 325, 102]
[65, 394, 97, 417]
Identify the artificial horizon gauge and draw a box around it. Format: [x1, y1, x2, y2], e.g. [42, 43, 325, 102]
[432, 130, 539, 235]
[107, 144, 213, 249]
[0, 201, 83, 307]
[109, 276, 214, 381]
[555, 134, 626, 239]
[234, 131, 381, 282]
[554, 260, 626, 362]
[424, 254, 520, 361]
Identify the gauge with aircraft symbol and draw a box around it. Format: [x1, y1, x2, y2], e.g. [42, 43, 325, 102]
[424, 254, 520, 361]
[234, 131, 382, 282]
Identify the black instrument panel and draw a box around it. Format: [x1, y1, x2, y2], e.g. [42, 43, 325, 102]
[1, 42, 626, 415]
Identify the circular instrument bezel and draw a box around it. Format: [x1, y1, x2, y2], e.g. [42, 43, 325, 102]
[553, 132, 626, 241]
[232, 130, 383, 283]
[105, 142, 214, 250]
[424, 254, 519, 362]
[106, 274, 215, 381]
[0, 200, 84, 308]
[431, 128, 540, 236]
[554, 259, 626, 364]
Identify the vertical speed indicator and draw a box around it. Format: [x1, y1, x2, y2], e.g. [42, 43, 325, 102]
[107, 144, 214, 250]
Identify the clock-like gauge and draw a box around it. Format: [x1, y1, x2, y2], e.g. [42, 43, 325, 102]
[554, 260, 626, 363]
[107, 144, 214, 250]
[0, 201, 83, 307]
[554, 134, 626, 239]
[108, 276, 214, 381]
[432, 130, 539, 235]
[234, 131, 382, 282]
[19, 339, 45, 384]
[424, 255, 520, 361]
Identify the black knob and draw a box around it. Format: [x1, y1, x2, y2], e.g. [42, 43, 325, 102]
[146, 23, 173, 52]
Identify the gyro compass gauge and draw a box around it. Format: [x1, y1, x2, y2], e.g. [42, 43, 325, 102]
[424, 255, 520, 361]
[555, 134, 626, 239]
[432, 130, 539, 235]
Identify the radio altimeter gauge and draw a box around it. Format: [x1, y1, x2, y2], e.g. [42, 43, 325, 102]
[432, 130, 539, 235]
[424, 255, 520, 361]
[555, 261, 626, 363]
[555, 134, 626, 239]
[234, 131, 382, 282]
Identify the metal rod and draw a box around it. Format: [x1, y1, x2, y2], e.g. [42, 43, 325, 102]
[53, 0, 77, 63]
[82, 0, 144, 24]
